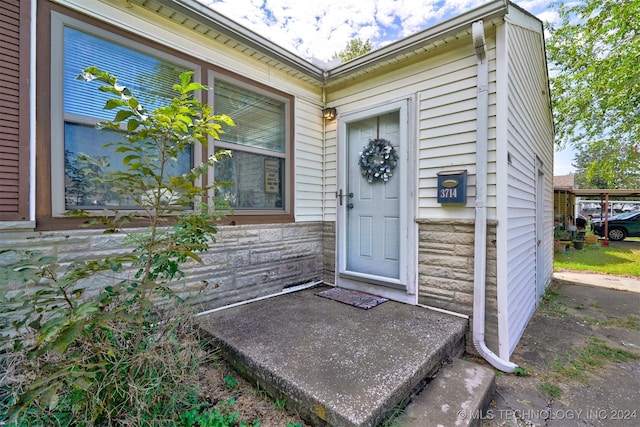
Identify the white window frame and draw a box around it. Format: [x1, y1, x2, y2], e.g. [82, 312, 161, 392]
[50, 12, 202, 216]
[207, 70, 291, 215]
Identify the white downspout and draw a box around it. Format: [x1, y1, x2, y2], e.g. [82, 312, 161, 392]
[471, 20, 517, 373]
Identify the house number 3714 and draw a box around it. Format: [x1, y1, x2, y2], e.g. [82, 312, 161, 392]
[440, 188, 457, 198]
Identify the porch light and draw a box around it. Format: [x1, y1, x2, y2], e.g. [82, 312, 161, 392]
[322, 107, 337, 120]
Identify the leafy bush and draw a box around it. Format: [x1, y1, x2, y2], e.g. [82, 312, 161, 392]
[1, 68, 234, 425]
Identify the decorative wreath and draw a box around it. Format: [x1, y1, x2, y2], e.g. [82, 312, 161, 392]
[358, 138, 398, 183]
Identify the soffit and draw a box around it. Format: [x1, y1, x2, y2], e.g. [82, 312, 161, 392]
[324, 5, 507, 88]
[126, 0, 510, 88]
[125, 0, 326, 87]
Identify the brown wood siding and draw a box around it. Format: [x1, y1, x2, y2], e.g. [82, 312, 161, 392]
[0, 0, 30, 220]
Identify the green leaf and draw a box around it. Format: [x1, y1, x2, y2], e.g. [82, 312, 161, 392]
[122, 154, 141, 165]
[114, 109, 135, 122]
[49, 320, 85, 354]
[40, 385, 60, 411]
[127, 118, 140, 132]
[104, 98, 126, 110]
[38, 316, 68, 344]
[75, 301, 99, 319]
[179, 71, 195, 88]
[69, 376, 91, 390]
[183, 82, 205, 93]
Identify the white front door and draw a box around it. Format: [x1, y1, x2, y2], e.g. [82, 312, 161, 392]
[336, 100, 415, 303]
[347, 113, 400, 279]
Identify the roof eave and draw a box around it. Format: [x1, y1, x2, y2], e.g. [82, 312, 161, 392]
[155, 0, 326, 80]
[325, 0, 509, 80]
[148, 0, 510, 84]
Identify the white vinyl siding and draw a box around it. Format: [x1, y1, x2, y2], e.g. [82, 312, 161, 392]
[416, 41, 497, 219]
[322, 124, 338, 221]
[323, 35, 498, 221]
[500, 13, 555, 356]
[295, 98, 325, 221]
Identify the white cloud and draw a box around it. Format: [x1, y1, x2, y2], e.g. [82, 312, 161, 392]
[196, 0, 556, 61]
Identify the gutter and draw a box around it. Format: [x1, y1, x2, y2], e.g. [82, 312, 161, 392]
[471, 20, 517, 373]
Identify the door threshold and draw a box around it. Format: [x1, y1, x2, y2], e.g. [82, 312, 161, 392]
[338, 272, 406, 290]
[336, 275, 415, 305]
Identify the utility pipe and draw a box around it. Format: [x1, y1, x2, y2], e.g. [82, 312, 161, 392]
[196, 280, 323, 316]
[471, 20, 517, 373]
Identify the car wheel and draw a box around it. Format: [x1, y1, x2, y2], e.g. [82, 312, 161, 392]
[608, 228, 626, 241]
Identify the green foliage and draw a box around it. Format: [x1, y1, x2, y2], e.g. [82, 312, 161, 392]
[546, 0, 640, 187]
[540, 285, 569, 316]
[550, 337, 639, 384]
[333, 38, 373, 62]
[224, 374, 239, 389]
[513, 366, 533, 377]
[539, 382, 563, 399]
[272, 398, 287, 410]
[581, 315, 640, 330]
[554, 242, 640, 276]
[177, 399, 261, 427]
[1, 68, 234, 425]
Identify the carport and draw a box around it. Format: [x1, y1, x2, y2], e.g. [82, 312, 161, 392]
[574, 189, 640, 243]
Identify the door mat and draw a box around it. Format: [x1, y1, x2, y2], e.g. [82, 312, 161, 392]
[315, 287, 388, 310]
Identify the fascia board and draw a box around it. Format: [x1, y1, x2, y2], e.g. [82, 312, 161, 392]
[325, 0, 509, 80]
[154, 0, 326, 80]
[149, 0, 509, 84]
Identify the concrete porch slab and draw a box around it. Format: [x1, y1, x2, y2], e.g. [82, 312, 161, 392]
[197, 285, 468, 426]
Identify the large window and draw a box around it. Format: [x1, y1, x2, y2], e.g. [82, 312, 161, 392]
[52, 15, 197, 213]
[48, 10, 292, 222]
[212, 78, 288, 211]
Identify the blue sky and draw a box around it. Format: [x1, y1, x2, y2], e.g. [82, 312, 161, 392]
[196, 0, 574, 175]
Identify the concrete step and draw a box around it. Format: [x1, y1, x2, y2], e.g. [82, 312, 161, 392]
[197, 285, 468, 427]
[399, 358, 496, 427]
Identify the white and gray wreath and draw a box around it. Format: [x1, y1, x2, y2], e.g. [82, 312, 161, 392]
[358, 138, 398, 183]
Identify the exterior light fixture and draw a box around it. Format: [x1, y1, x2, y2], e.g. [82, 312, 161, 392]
[322, 107, 337, 120]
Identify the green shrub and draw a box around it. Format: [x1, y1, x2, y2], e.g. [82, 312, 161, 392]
[1, 68, 233, 425]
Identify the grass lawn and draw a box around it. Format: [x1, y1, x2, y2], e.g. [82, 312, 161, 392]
[554, 238, 640, 277]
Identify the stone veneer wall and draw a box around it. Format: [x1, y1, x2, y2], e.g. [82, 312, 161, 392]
[417, 218, 499, 355]
[0, 222, 324, 312]
[322, 221, 336, 285]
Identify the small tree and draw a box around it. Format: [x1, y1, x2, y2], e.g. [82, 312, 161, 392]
[1, 68, 235, 425]
[333, 38, 373, 62]
[546, 0, 640, 186]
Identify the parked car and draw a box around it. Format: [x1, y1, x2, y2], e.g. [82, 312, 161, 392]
[582, 208, 624, 220]
[591, 211, 640, 241]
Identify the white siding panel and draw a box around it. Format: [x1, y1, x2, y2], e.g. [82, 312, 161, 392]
[323, 124, 338, 221]
[295, 99, 325, 221]
[417, 41, 497, 219]
[502, 15, 555, 356]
